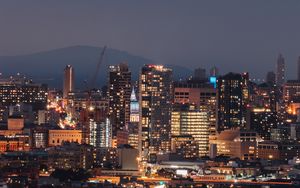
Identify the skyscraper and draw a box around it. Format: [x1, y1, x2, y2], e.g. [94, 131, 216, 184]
[63, 65, 74, 98]
[139, 65, 173, 159]
[276, 54, 285, 87]
[217, 72, 247, 131]
[173, 81, 217, 135]
[108, 63, 131, 144]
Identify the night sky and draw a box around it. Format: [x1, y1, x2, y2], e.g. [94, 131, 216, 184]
[1, 1, 300, 79]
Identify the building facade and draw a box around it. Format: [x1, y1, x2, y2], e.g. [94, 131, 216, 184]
[171, 104, 210, 156]
[217, 73, 248, 131]
[174, 81, 217, 135]
[139, 65, 173, 159]
[108, 63, 131, 143]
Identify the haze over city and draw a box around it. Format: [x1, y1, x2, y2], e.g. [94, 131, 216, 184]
[1, 1, 300, 187]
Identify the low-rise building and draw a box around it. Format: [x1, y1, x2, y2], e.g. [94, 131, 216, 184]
[210, 129, 262, 160]
[48, 129, 82, 146]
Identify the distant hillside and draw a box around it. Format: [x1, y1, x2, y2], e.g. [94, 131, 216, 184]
[0, 45, 192, 89]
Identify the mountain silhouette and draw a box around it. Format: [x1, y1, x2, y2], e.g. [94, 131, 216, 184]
[0, 45, 192, 89]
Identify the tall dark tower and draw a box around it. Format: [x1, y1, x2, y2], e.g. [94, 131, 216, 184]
[63, 65, 74, 98]
[276, 54, 285, 87]
[108, 63, 131, 145]
[217, 72, 248, 131]
[139, 65, 173, 159]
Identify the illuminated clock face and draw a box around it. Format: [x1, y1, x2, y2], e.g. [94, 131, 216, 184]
[130, 102, 139, 113]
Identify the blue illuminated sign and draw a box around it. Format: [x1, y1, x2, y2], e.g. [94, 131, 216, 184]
[210, 76, 217, 88]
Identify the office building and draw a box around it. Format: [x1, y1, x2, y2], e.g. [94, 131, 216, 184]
[0, 77, 47, 111]
[63, 65, 74, 98]
[139, 65, 173, 158]
[258, 141, 300, 161]
[210, 129, 262, 160]
[173, 81, 217, 135]
[171, 135, 199, 159]
[171, 104, 210, 156]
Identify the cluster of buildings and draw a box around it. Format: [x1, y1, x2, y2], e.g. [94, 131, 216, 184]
[2, 54, 300, 186]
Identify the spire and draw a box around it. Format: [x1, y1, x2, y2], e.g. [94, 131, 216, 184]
[130, 87, 137, 101]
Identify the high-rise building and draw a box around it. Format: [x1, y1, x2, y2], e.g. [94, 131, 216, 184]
[108, 63, 131, 143]
[276, 54, 285, 87]
[139, 65, 173, 159]
[194, 68, 206, 81]
[266, 71, 276, 85]
[63, 65, 75, 98]
[171, 104, 210, 156]
[173, 81, 217, 135]
[217, 72, 248, 131]
[128, 88, 139, 149]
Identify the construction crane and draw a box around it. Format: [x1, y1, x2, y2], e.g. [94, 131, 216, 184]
[89, 45, 107, 90]
[85, 45, 107, 107]
[82, 45, 107, 144]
